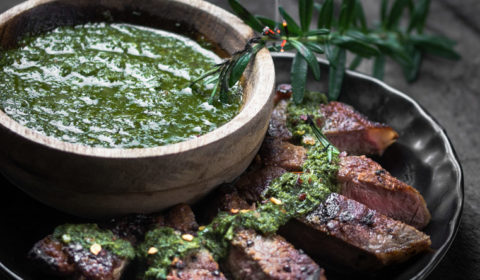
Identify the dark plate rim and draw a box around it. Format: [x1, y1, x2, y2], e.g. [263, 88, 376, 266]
[0, 53, 464, 280]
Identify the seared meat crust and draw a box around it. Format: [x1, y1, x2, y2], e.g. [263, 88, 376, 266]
[280, 193, 431, 271]
[319, 101, 398, 156]
[226, 229, 325, 280]
[28, 235, 75, 276]
[268, 100, 292, 141]
[259, 137, 307, 171]
[167, 249, 226, 280]
[338, 155, 431, 229]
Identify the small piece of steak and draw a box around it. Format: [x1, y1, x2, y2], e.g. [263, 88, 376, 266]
[338, 155, 431, 229]
[268, 100, 292, 141]
[165, 203, 199, 234]
[259, 137, 307, 171]
[167, 249, 226, 280]
[279, 193, 431, 271]
[163, 204, 227, 280]
[28, 235, 75, 276]
[319, 101, 398, 156]
[226, 229, 326, 280]
[235, 165, 287, 203]
[65, 243, 127, 280]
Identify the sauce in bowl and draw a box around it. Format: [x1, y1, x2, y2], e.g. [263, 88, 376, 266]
[0, 22, 242, 148]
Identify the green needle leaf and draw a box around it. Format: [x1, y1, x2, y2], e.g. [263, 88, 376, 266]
[409, 34, 461, 59]
[339, 0, 356, 33]
[303, 28, 330, 36]
[228, 44, 263, 87]
[228, 0, 264, 32]
[403, 49, 422, 82]
[331, 34, 379, 57]
[318, 0, 334, 29]
[291, 52, 308, 104]
[255, 16, 279, 29]
[353, 0, 367, 31]
[408, 0, 430, 33]
[229, 52, 252, 87]
[381, 0, 389, 24]
[386, 0, 410, 29]
[373, 55, 386, 80]
[304, 42, 325, 54]
[279, 7, 302, 35]
[349, 55, 363, 70]
[289, 39, 321, 80]
[327, 48, 346, 101]
[299, 0, 314, 33]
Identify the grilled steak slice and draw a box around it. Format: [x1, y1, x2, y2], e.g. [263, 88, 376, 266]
[279, 193, 431, 271]
[162, 204, 227, 280]
[107, 214, 154, 245]
[235, 166, 287, 203]
[338, 155, 431, 229]
[259, 137, 307, 171]
[29, 235, 75, 276]
[165, 203, 199, 234]
[226, 229, 325, 280]
[65, 243, 127, 280]
[319, 101, 398, 156]
[167, 249, 226, 280]
[268, 99, 293, 141]
[29, 234, 130, 280]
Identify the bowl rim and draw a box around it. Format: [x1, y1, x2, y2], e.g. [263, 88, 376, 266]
[0, 0, 275, 159]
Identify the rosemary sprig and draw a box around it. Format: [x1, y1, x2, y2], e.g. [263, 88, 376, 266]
[194, 0, 459, 104]
[306, 116, 339, 162]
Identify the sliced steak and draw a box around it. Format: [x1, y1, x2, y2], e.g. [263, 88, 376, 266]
[235, 165, 287, 203]
[268, 99, 292, 141]
[225, 229, 325, 280]
[167, 249, 226, 280]
[279, 193, 431, 271]
[28, 235, 75, 276]
[65, 243, 127, 280]
[107, 213, 154, 244]
[319, 101, 398, 156]
[338, 155, 431, 229]
[259, 137, 307, 171]
[29, 235, 130, 280]
[162, 204, 227, 280]
[165, 203, 199, 234]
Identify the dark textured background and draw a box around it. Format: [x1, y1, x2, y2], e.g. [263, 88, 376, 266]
[0, 0, 478, 279]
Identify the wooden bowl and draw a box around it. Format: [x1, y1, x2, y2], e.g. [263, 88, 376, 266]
[0, 0, 275, 218]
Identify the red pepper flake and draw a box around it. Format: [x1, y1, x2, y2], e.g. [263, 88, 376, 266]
[308, 177, 313, 184]
[298, 193, 307, 201]
[297, 175, 303, 185]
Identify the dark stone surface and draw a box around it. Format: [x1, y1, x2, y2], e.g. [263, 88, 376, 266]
[0, 1, 478, 279]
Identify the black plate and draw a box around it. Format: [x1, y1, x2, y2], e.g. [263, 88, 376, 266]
[0, 53, 463, 280]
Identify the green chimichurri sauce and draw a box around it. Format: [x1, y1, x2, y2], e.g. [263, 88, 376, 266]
[53, 223, 135, 259]
[0, 22, 242, 148]
[137, 96, 340, 279]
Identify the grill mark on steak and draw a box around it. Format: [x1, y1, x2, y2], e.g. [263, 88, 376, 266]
[279, 193, 431, 272]
[319, 101, 398, 156]
[337, 155, 431, 229]
[226, 229, 326, 280]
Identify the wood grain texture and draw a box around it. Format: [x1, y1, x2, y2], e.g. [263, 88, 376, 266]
[0, 0, 275, 217]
